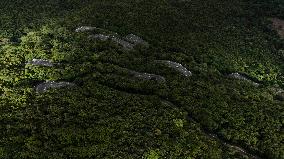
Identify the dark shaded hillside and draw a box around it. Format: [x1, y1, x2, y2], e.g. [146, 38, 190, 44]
[0, 0, 91, 38]
[0, 0, 283, 158]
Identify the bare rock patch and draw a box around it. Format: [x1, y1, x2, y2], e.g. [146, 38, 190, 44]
[75, 26, 97, 32]
[36, 81, 76, 93]
[128, 70, 166, 83]
[26, 59, 55, 67]
[228, 73, 259, 86]
[156, 60, 192, 77]
[123, 34, 149, 47]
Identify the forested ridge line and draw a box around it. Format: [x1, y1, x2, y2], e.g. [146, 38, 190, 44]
[0, 0, 283, 158]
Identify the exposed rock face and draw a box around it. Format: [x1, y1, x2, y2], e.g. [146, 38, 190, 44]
[128, 70, 166, 83]
[83, 27, 149, 50]
[124, 34, 149, 47]
[26, 59, 54, 67]
[75, 26, 97, 32]
[156, 60, 192, 77]
[228, 73, 259, 86]
[89, 34, 135, 50]
[111, 37, 135, 50]
[228, 73, 248, 80]
[88, 34, 111, 41]
[36, 81, 75, 93]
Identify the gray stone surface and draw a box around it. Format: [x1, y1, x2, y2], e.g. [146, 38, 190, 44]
[128, 70, 166, 83]
[111, 37, 135, 50]
[36, 81, 75, 93]
[88, 34, 110, 41]
[124, 34, 149, 47]
[81, 26, 149, 50]
[156, 60, 192, 77]
[27, 59, 54, 67]
[228, 73, 259, 86]
[75, 26, 97, 32]
[89, 34, 134, 50]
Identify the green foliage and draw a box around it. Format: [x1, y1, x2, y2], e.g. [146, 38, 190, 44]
[0, 44, 25, 85]
[143, 149, 160, 159]
[0, 0, 283, 159]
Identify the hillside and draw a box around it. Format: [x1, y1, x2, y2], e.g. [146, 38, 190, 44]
[0, 0, 283, 158]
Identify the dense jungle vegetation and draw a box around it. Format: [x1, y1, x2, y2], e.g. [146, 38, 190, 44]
[0, 0, 283, 158]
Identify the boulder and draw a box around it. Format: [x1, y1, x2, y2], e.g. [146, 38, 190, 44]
[36, 81, 75, 93]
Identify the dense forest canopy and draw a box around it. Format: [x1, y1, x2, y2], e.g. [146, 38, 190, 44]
[0, 0, 283, 158]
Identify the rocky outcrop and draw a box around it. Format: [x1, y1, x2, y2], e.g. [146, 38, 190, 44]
[123, 34, 149, 47]
[228, 73, 259, 86]
[89, 33, 149, 50]
[26, 59, 55, 67]
[36, 81, 75, 93]
[88, 34, 112, 41]
[80, 26, 149, 50]
[111, 37, 135, 50]
[75, 26, 97, 32]
[89, 34, 134, 50]
[156, 60, 192, 77]
[128, 70, 166, 83]
[228, 73, 249, 81]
